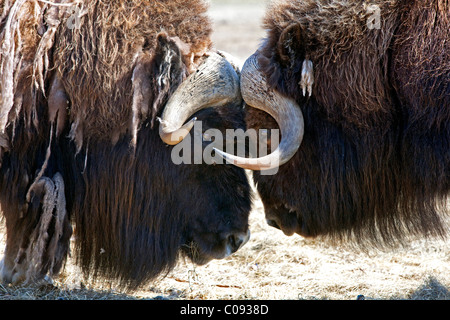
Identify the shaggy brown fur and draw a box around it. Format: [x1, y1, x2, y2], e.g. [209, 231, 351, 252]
[1, 0, 251, 289]
[392, 0, 449, 240]
[53, 0, 212, 147]
[248, 0, 449, 245]
[259, 0, 400, 131]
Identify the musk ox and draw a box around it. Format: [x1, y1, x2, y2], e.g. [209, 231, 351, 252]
[217, 0, 449, 245]
[0, 0, 251, 289]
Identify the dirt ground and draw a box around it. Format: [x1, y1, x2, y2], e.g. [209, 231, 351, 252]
[0, 0, 449, 300]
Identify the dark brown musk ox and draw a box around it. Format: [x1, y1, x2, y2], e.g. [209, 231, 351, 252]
[0, 0, 251, 289]
[216, 0, 449, 245]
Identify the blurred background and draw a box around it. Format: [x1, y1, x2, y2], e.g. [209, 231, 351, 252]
[209, 0, 268, 61]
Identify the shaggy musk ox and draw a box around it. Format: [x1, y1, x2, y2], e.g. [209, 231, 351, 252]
[218, 0, 449, 245]
[0, 0, 251, 289]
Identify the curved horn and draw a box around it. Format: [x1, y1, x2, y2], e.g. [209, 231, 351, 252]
[214, 53, 304, 170]
[159, 52, 241, 145]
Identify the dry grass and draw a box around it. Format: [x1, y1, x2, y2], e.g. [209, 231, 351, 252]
[133, 180, 450, 300]
[1, 177, 449, 300]
[1, 0, 449, 300]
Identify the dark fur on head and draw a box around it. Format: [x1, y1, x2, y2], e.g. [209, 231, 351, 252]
[70, 107, 250, 289]
[247, 0, 449, 245]
[1, 0, 251, 289]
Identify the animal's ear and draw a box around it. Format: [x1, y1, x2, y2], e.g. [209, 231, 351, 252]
[276, 23, 306, 67]
[129, 32, 189, 145]
[149, 32, 189, 126]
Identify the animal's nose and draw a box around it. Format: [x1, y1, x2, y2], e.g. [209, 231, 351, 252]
[227, 230, 250, 254]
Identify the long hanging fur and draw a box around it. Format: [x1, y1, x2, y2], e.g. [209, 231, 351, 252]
[248, 0, 449, 246]
[53, 0, 212, 148]
[1, 0, 251, 290]
[392, 0, 449, 241]
[0, 0, 210, 285]
[0, 0, 74, 285]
